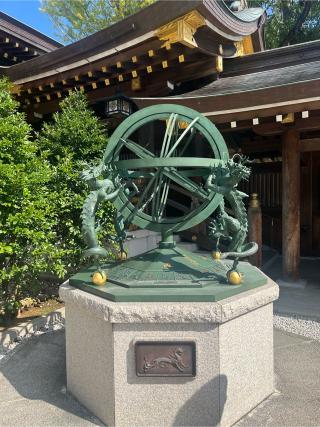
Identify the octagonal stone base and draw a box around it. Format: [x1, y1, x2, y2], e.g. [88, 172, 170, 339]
[60, 278, 278, 427]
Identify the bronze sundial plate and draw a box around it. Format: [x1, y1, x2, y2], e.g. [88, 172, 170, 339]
[135, 341, 196, 377]
[69, 246, 268, 302]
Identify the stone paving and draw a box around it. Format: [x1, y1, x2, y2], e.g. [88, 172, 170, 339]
[235, 329, 320, 427]
[264, 256, 320, 320]
[1, 327, 320, 426]
[0, 330, 101, 427]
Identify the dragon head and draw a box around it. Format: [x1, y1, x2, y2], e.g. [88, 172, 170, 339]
[226, 154, 251, 185]
[175, 347, 184, 357]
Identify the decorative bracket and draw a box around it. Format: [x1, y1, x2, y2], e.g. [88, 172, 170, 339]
[156, 10, 206, 49]
[234, 35, 254, 57]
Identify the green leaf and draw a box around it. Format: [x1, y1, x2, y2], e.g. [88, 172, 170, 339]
[40, 0, 154, 43]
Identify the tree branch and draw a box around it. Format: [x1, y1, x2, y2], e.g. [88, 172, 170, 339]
[281, 0, 312, 46]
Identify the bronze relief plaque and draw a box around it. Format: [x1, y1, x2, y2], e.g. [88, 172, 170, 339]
[135, 341, 196, 377]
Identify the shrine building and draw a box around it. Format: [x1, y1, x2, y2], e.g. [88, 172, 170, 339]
[1, 0, 320, 282]
[0, 10, 61, 65]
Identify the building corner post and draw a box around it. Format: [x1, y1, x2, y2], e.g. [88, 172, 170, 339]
[281, 128, 300, 281]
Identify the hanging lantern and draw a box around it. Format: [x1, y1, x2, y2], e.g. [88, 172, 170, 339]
[105, 95, 134, 118]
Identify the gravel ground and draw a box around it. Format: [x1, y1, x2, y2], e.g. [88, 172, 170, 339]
[0, 321, 64, 365]
[274, 313, 320, 342]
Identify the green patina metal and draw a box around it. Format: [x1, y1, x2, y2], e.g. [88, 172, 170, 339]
[81, 163, 121, 258]
[206, 154, 258, 266]
[75, 104, 265, 302]
[106, 104, 228, 233]
[70, 254, 267, 302]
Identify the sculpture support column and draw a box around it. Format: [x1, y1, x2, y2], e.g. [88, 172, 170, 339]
[282, 129, 300, 281]
[248, 193, 262, 268]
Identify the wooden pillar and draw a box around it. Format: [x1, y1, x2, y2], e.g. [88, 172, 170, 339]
[248, 193, 262, 268]
[282, 129, 300, 281]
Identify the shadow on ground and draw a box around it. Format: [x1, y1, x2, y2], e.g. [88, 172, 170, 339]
[263, 256, 320, 319]
[263, 256, 320, 284]
[235, 329, 320, 427]
[0, 330, 102, 426]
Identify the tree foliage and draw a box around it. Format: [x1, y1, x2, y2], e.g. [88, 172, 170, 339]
[251, 0, 320, 49]
[41, 0, 320, 49]
[40, 0, 154, 43]
[0, 84, 114, 317]
[0, 78, 63, 313]
[36, 90, 115, 273]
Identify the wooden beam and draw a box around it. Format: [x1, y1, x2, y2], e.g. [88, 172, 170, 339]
[15, 39, 185, 90]
[17, 43, 196, 99]
[240, 140, 280, 154]
[282, 129, 300, 281]
[300, 138, 320, 152]
[252, 115, 320, 136]
[19, 51, 210, 107]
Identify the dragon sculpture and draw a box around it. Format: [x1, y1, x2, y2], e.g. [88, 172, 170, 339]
[143, 347, 189, 373]
[206, 154, 258, 267]
[81, 162, 139, 259]
[80, 163, 120, 258]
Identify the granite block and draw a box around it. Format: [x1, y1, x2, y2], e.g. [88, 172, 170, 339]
[65, 304, 115, 426]
[219, 303, 274, 427]
[113, 323, 220, 427]
[61, 278, 277, 427]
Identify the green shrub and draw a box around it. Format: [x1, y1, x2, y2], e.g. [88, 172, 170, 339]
[0, 84, 114, 318]
[0, 78, 64, 313]
[36, 90, 115, 274]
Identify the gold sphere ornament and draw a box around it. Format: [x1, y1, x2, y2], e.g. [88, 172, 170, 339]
[131, 196, 139, 205]
[191, 234, 197, 242]
[227, 269, 242, 285]
[91, 270, 107, 286]
[212, 251, 221, 260]
[119, 251, 127, 261]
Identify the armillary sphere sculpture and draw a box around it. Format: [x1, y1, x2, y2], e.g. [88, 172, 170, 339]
[72, 104, 264, 302]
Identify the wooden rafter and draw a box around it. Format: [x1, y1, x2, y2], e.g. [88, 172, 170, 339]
[17, 46, 209, 108]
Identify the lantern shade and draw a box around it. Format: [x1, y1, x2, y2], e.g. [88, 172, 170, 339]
[105, 95, 134, 117]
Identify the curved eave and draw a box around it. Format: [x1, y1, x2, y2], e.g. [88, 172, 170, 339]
[6, 0, 265, 85]
[230, 6, 265, 23]
[198, 0, 265, 39]
[0, 11, 62, 52]
[133, 60, 320, 123]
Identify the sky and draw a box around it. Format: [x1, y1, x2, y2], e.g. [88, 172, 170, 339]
[0, 0, 60, 42]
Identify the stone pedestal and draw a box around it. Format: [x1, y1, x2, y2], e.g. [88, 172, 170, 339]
[60, 279, 278, 427]
[125, 229, 161, 258]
